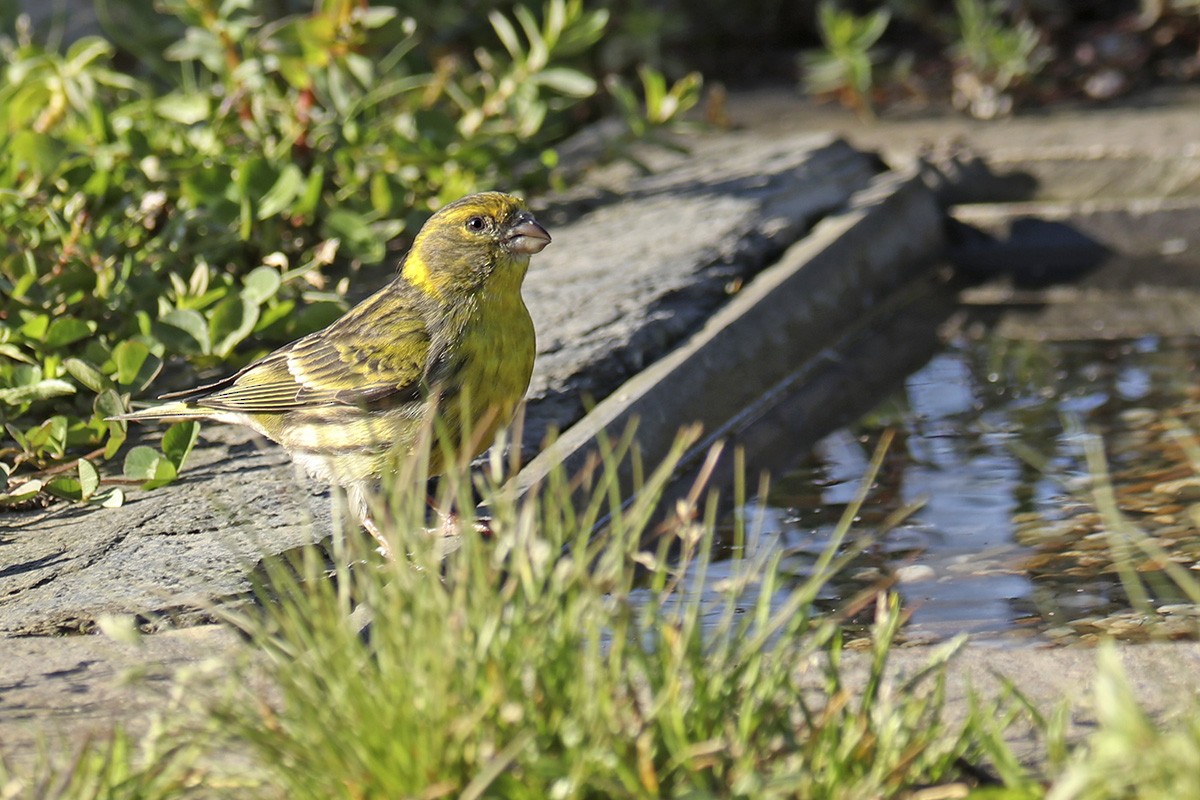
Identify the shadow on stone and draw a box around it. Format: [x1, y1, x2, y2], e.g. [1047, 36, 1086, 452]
[948, 216, 1111, 286]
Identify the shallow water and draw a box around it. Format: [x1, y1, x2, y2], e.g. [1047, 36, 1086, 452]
[720, 330, 1200, 645]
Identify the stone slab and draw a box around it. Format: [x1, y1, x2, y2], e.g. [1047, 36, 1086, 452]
[521, 132, 882, 451]
[0, 624, 238, 764]
[0, 428, 330, 636]
[950, 198, 1200, 270]
[719, 86, 1200, 177]
[516, 168, 944, 497]
[953, 151, 1200, 203]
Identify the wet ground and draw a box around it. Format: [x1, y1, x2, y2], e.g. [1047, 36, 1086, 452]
[717, 264, 1200, 646]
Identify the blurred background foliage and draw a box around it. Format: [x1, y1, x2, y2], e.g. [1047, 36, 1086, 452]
[0, 0, 701, 505]
[1, 0, 1197, 506]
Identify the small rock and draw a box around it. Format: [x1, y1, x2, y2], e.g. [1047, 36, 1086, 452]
[1119, 408, 1158, 427]
[893, 564, 936, 584]
[1057, 593, 1108, 611]
[1084, 68, 1129, 101]
[849, 567, 884, 582]
[1153, 477, 1200, 503]
[1157, 604, 1200, 617]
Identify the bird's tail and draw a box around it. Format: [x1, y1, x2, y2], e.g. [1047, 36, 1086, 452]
[107, 401, 203, 423]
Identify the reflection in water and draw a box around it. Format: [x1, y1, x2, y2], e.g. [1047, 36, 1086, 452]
[723, 331, 1200, 645]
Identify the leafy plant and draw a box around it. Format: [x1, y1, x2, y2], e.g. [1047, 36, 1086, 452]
[950, 0, 1048, 118]
[801, 1, 891, 120]
[0, 0, 696, 509]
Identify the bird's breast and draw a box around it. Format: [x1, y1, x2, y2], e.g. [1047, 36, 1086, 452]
[444, 288, 536, 453]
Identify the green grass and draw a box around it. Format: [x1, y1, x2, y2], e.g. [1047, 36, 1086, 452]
[7, 424, 1200, 797]
[0, 429, 983, 798]
[201, 427, 978, 798]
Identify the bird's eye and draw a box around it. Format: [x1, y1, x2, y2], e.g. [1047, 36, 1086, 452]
[466, 216, 486, 232]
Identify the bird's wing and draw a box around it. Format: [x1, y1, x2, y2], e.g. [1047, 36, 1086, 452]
[162, 298, 434, 413]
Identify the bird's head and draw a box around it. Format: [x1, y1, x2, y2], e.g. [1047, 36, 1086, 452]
[403, 192, 551, 297]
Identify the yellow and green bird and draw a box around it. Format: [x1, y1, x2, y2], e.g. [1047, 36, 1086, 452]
[113, 192, 550, 554]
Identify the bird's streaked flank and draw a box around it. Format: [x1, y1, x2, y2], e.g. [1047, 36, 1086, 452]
[112, 192, 550, 554]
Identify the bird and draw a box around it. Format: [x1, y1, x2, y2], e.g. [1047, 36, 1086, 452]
[112, 192, 551, 556]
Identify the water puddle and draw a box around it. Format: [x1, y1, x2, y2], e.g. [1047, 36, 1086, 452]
[720, 315, 1200, 646]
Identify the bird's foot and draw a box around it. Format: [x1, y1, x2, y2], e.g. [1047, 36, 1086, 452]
[357, 510, 490, 560]
[423, 512, 493, 556]
[360, 515, 394, 560]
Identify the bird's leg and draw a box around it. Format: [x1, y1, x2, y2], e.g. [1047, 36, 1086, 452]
[344, 486, 492, 560]
[348, 483, 393, 559]
[360, 513, 394, 559]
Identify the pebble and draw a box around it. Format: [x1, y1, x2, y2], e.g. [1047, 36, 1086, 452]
[1119, 408, 1158, 427]
[893, 564, 936, 584]
[1084, 68, 1129, 100]
[1157, 604, 1200, 617]
[1057, 593, 1109, 611]
[1153, 477, 1200, 503]
[1188, 504, 1200, 528]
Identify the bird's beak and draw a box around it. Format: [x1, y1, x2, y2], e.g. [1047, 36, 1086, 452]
[505, 213, 551, 255]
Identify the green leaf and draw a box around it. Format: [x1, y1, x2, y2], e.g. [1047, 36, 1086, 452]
[161, 421, 199, 471]
[242, 266, 282, 306]
[0, 343, 34, 364]
[65, 357, 112, 393]
[256, 164, 306, 220]
[322, 209, 385, 264]
[0, 379, 76, 405]
[370, 174, 394, 216]
[155, 92, 211, 124]
[0, 479, 42, 506]
[95, 388, 128, 458]
[209, 295, 260, 357]
[489, 11, 524, 59]
[18, 314, 50, 341]
[289, 300, 345, 336]
[99, 487, 125, 508]
[154, 308, 210, 355]
[144, 459, 178, 490]
[165, 27, 224, 71]
[113, 340, 163, 391]
[64, 36, 114, 70]
[514, 5, 545, 65]
[94, 388, 126, 419]
[294, 165, 325, 220]
[7, 131, 64, 177]
[26, 416, 69, 457]
[254, 299, 296, 334]
[5, 423, 30, 452]
[123, 445, 160, 479]
[344, 52, 374, 87]
[276, 55, 314, 90]
[355, 6, 398, 28]
[44, 317, 97, 348]
[123, 445, 178, 489]
[535, 68, 596, 97]
[78, 458, 100, 501]
[45, 475, 83, 502]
